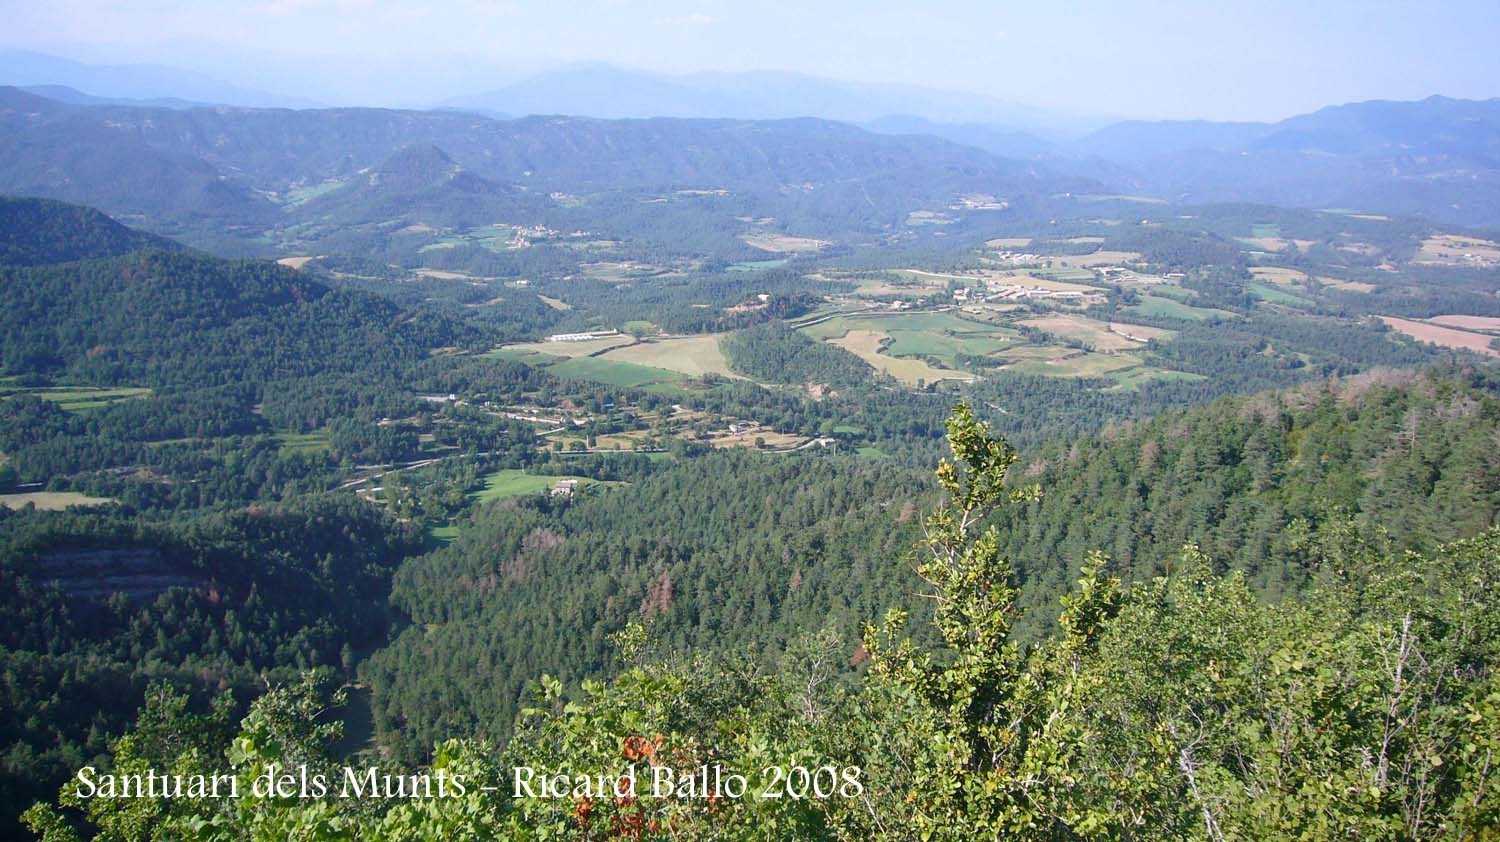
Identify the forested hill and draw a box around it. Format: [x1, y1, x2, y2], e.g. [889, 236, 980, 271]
[361, 450, 931, 760]
[0, 86, 1060, 244]
[0, 197, 178, 266]
[356, 365, 1500, 756]
[0, 242, 479, 387]
[995, 366, 1500, 631]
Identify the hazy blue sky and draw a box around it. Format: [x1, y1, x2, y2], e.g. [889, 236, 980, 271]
[2, 0, 1497, 120]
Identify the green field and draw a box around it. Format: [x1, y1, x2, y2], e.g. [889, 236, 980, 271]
[802, 311, 1016, 374]
[547, 356, 688, 387]
[728, 258, 788, 272]
[884, 329, 1014, 365]
[1149, 284, 1197, 301]
[1005, 351, 1142, 378]
[1251, 223, 1282, 239]
[418, 225, 522, 254]
[1249, 282, 1314, 308]
[0, 385, 153, 411]
[275, 430, 331, 455]
[472, 469, 624, 503]
[1125, 296, 1239, 322]
[1032, 267, 1097, 282]
[280, 180, 344, 207]
[472, 470, 580, 502]
[1105, 367, 1210, 390]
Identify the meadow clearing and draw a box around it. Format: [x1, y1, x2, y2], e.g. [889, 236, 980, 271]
[0, 492, 115, 510]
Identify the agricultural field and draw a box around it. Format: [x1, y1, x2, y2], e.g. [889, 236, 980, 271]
[578, 261, 672, 283]
[896, 269, 1103, 294]
[830, 330, 971, 385]
[1125, 295, 1239, 322]
[1105, 367, 1208, 390]
[1108, 323, 1174, 342]
[0, 384, 152, 411]
[470, 469, 608, 503]
[1239, 236, 1315, 253]
[1249, 267, 1309, 286]
[1379, 317, 1500, 357]
[1020, 314, 1143, 351]
[1004, 350, 1142, 378]
[1427, 315, 1500, 333]
[1316, 277, 1376, 293]
[276, 256, 317, 270]
[1411, 234, 1500, 267]
[275, 431, 331, 455]
[498, 335, 637, 358]
[537, 295, 571, 311]
[1249, 283, 1314, 308]
[1047, 250, 1144, 269]
[705, 428, 806, 449]
[546, 357, 689, 387]
[741, 232, 827, 253]
[598, 335, 740, 378]
[1251, 266, 1374, 294]
[414, 268, 479, 280]
[882, 328, 1015, 365]
[0, 491, 115, 511]
[727, 258, 788, 272]
[802, 311, 1013, 354]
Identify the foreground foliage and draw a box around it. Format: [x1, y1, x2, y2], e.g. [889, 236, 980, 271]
[24, 406, 1500, 839]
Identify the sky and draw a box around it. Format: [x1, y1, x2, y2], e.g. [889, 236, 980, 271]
[1, 0, 1497, 121]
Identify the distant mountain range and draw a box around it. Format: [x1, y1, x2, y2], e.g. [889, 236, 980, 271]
[0, 84, 1056, 251]
[442, 64, 1098, 135]
[0, 49, 321, 109]
[3, 49, 1500, 228]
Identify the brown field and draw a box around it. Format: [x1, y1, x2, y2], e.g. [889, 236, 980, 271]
[830, 330, 972, 385]
[707, 429, 806, 450]
[1413, 234, 1500, 266]
[276, 256, 317, 269]
[1020, 315, 1142, 351]
[741, 232, 828, 253]
[1427, 315, 1500, 333]
[1380, 316, 1500, 357]
[1250, 267, 1309, 286]
[600, 334, 739, 378]
[1108, 322, 1175, 342]
[986, 271, 1102, 293]
[537, 295, 571, 311]
[986, 237, 1033, 248]
[997, 344, 1074, 361]
[0, 491, 115, 511]
[1317, 277, 1376, 293]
